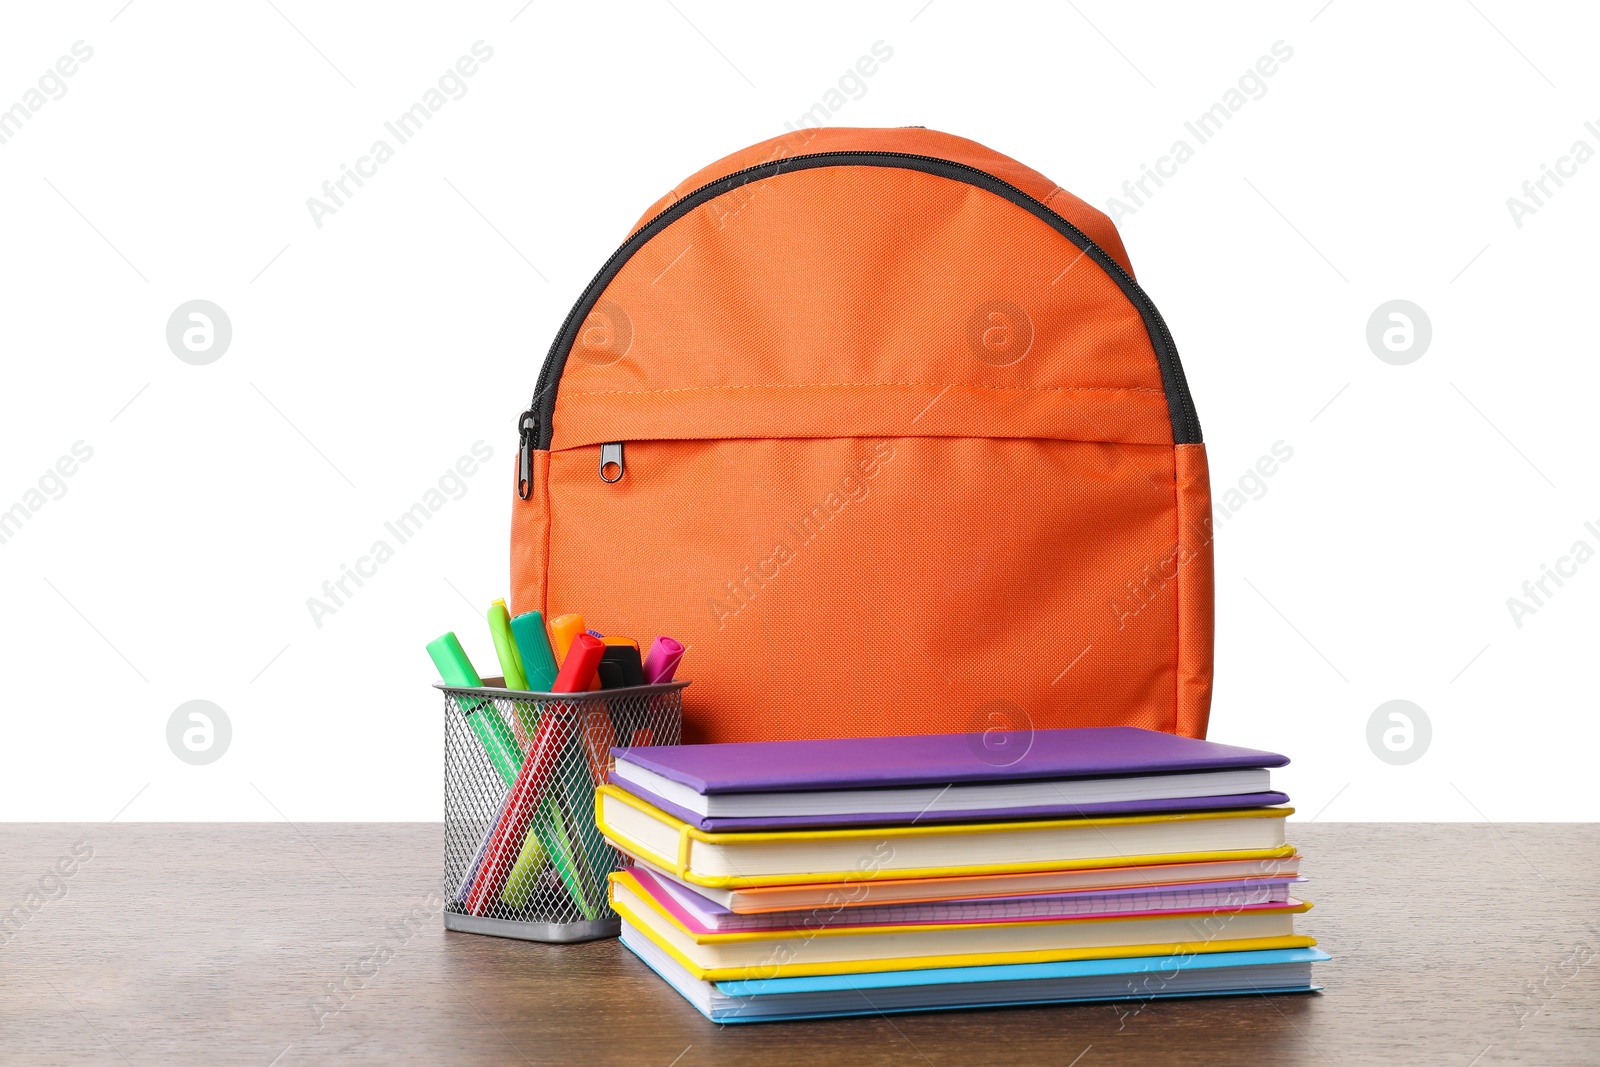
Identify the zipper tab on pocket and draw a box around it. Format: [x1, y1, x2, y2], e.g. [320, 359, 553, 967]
[599, 442, 625, 483]
[516, 409, 536, 500]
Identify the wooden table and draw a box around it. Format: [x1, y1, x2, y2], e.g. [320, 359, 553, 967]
[2, 823, 1595, 1065]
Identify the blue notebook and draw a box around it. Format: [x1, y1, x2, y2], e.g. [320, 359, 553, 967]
[620, 921, 1327, 1023]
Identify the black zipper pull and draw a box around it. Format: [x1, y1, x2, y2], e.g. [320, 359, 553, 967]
[599, 442, 625, 483]
[517, 410, 536, 500]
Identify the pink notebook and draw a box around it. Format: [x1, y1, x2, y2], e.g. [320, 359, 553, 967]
[624, 867, 1303, 936]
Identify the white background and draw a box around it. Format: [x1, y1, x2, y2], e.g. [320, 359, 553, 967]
[1, 1, 1594, 822]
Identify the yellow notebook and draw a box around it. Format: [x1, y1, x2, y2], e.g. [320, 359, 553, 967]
[610, 871, 1316, 981]
[595, 784, 1296, 889]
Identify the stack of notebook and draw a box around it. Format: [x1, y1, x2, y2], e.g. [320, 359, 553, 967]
[596, 726, 1325, 1023]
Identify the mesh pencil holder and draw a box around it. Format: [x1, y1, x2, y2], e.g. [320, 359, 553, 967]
[439, 680, 686, 943]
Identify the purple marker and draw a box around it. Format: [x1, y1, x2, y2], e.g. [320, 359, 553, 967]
[455, 794, 511, 903]
[642, 636, 684, 685]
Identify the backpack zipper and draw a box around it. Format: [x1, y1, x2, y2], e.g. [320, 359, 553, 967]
[518, 151, 1200, 499]
[598, 442, 625, 483]
[516, 409, 537, 499]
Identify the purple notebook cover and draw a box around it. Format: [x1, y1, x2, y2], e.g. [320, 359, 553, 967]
[650, 867, 1299, 923]
[612, 726, 1288, 794]
[611, 779, 1291, 831]
[624, 868, 1303, 936]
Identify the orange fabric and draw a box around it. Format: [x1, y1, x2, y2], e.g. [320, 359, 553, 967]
[1174, 443, 1215, 737]
[511, 129, 1213, 741]
[509, 448, 550, 619]
[551, 384, 1173, 452]
[630, 127, 1134, 278]
[554, 165, 1164, 450]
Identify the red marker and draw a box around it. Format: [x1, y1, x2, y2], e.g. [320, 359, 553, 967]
[465, 634, 605, 915]
[551, 633, 606, 694]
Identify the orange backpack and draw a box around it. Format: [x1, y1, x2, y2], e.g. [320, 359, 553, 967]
[511, 127, 1213, 744]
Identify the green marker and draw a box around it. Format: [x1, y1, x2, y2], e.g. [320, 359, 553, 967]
[432, 627, 600, 918]
[487, 599, 529, 691]
[499, 803, 550, 908]
[427, 632, 520, 787]
[535, 796, 602, 920]
[510, 611, 560, 691]
[557, 737, 618, 914]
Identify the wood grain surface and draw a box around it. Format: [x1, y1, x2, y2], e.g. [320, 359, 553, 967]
[1, 823, 1596, 1065]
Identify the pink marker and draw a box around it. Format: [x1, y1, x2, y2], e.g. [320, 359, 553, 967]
[641, 636, 684, 684]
